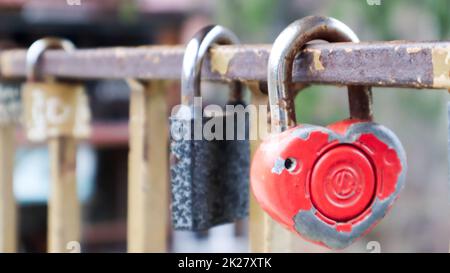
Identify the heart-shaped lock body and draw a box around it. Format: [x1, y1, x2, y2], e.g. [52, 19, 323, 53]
[250, 16, 407, 249]
[251, 119, 406, 249]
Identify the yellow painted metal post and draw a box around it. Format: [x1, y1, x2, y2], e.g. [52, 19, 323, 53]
[127, 80, 169, 252]
[0, 124, 17, 252]
[48, 136, 80, 252]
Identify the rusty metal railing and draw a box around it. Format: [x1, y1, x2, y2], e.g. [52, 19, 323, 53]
[1, 42, 450, 88]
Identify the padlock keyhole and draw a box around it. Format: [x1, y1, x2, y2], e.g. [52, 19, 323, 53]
[284, 158, 297, 172]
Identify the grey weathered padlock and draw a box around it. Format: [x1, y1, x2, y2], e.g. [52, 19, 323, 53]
[170, 25, 249, 231]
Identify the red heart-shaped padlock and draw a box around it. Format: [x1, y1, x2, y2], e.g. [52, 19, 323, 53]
[250, 16, 407, 249]
[251, 119, 406, 249]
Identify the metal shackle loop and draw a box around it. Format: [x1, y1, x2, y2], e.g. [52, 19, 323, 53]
[26, 37, 75, 82]
[268, 16, 373, 133]
[181, 25, 240, 107]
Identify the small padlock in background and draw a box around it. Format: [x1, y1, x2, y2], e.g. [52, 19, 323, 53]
[22, 37, 91, 253]
[170, 25, 249, 231]
[22, 81, 90, 142]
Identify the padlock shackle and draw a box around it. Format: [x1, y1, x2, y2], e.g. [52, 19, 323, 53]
[181, 25, 240, 107]
[268, 16, 373, 133]
[26, 37, 75, 82]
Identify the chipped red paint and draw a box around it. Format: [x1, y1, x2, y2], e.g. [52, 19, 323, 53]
[250, 119, 403, 244]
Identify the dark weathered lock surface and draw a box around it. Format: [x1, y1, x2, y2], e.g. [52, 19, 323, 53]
[170, 25, 249, 231]
[171, 109, 249, 230]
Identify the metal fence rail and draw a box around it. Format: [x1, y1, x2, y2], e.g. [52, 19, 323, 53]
[1, 41, 450, 89]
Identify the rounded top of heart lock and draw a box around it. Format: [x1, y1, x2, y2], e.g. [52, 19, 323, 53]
[310, 144, 376, 222]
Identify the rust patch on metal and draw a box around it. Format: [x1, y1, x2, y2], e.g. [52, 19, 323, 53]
[210, 46, 236, 76]
[432, 46, 450, 88]
[309, 48, 325, 71]
[406, 47, 422, 54]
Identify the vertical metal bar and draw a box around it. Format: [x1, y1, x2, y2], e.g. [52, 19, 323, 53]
[247, 82, 268, 252]
[0, 124, 17, 252]
[127, 80, 169, 252]
[48, 136, 80, 252]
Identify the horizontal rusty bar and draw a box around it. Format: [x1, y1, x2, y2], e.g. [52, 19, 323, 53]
[1, 41, 450, 89]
